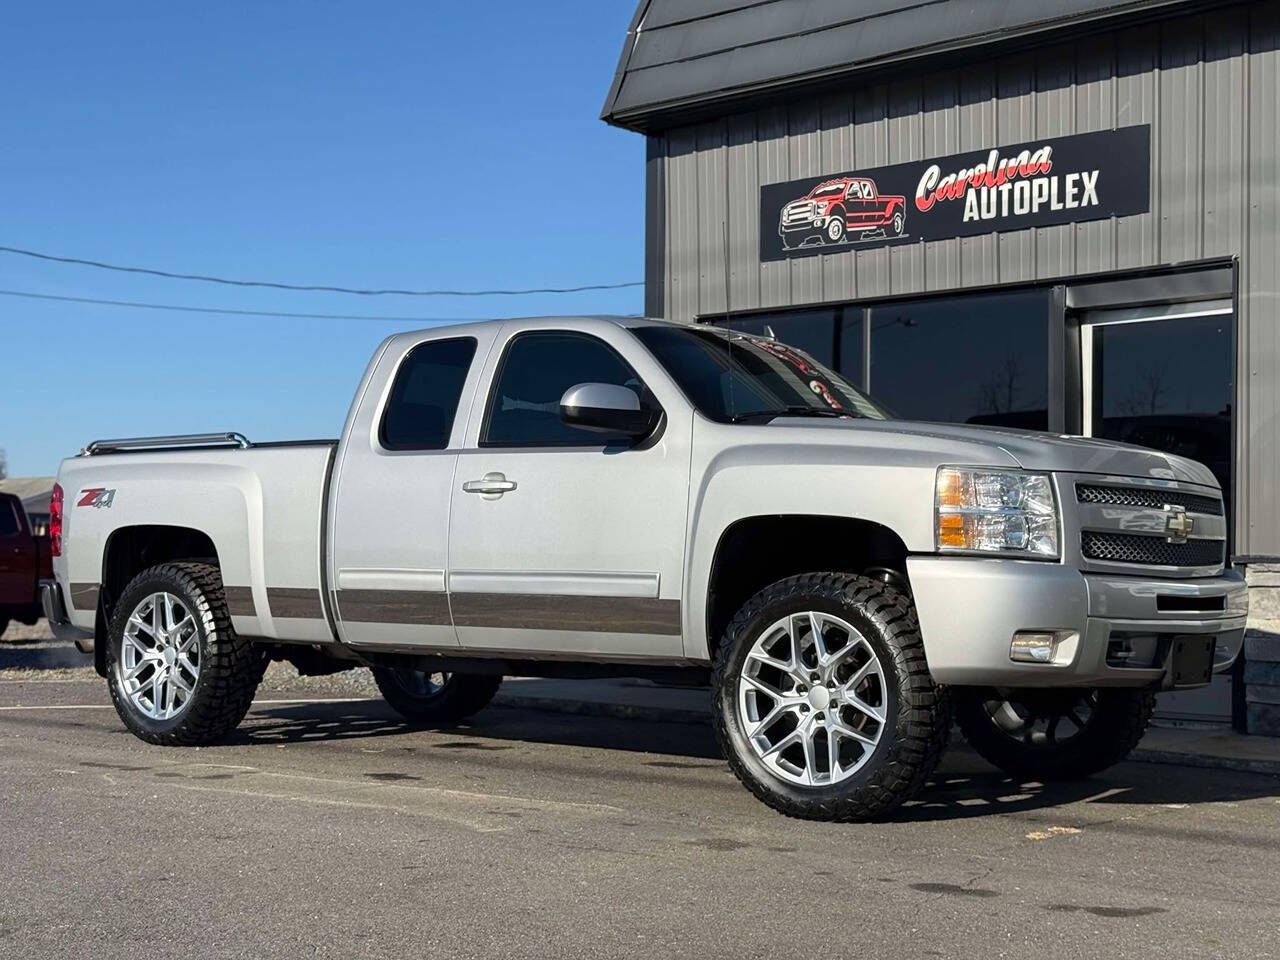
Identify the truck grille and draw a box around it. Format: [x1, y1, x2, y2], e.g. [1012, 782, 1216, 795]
[782, 202, 814, 225]
[1081, 532, 1224, 568]
[1076, 483, 1223, 516]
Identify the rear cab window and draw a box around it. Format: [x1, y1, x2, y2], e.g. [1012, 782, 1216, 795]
[0, 500, 20, 537]
[380, 337, 478, 451]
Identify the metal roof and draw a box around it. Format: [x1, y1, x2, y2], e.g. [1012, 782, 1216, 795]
[0, 477, 55, 505]
[0, 477, 55, 519]
[601, 0, 1205, 132]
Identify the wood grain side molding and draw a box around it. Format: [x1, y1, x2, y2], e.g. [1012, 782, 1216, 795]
[266, 587, 325, 620]
[223, 586, 257, 618]
[451, 593, 682, 636]
[330, 590, 682, 635]
[337, 589, 451, 626]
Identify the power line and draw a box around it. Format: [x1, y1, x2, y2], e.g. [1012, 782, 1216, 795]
[0, 288, 474, 323]
[0, 244, 644, 297]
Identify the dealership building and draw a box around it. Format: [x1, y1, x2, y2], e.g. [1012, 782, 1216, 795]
[603, 0, 1279, 731]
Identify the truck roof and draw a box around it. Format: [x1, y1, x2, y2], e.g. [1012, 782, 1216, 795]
[380, 314, 695, 350]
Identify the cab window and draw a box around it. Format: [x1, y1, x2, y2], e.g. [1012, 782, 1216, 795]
[380, 337, 478, 451]
[0, 501, 19, 537]
[482, 331, 647, 447]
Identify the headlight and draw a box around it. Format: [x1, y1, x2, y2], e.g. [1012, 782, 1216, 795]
[935, 467, 1059, 558]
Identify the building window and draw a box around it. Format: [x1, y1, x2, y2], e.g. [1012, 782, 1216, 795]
[868, 290, 1049, 429]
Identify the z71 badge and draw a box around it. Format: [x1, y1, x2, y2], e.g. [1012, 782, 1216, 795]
[77, 487, 116, 509]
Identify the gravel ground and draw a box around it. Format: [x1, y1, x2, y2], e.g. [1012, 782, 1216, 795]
[0, 619, 380, 694]
[0, 618, 55, 642]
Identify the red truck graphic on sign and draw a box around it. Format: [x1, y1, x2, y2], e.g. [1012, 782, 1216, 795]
[778, 177, 907, 249]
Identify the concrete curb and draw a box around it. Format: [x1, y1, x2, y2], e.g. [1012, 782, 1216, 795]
[492, 691, 1280, 777]
[1128, 745, 1280, 777]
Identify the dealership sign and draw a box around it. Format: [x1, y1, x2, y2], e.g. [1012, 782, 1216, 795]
[760, 125, 1150, 261]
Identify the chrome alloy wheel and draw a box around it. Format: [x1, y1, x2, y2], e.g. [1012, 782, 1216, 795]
[983, 689, 1099, 747]
[738, 611, 888, 787]
[118, 592, 201, 721]
[390, 668, 450, 698]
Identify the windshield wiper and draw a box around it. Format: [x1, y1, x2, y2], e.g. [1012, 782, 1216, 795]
[729, 406, 853, 423]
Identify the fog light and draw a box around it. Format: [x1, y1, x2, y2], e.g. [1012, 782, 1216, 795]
[1011, 632, 1058, 663]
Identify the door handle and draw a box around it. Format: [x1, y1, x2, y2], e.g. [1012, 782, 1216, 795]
[462, 472, 517, 499]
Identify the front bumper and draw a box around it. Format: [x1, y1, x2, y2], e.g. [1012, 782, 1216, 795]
[779, 218, 827, 240]
[906, 556, 1246, 689]
[40, 579, 95, 652]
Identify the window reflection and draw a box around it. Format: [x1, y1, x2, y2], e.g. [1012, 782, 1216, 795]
[1091, 314, 1233, 498]
[869, 290, 1049, 430]
[720, 308, 864, 388]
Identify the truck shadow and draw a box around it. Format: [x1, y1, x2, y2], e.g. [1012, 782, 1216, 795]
[237, 698, 1280, 823]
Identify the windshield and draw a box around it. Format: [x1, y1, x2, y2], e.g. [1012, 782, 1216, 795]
[632, 325, 889, 423]
[810, 183, 846, 198]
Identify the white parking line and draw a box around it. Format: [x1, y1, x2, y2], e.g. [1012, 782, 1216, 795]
[0, 704, 114, 711]
[0, 696, 379, 711]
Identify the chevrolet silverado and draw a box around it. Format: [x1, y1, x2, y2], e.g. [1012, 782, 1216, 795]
[44, 316, 1245, 820]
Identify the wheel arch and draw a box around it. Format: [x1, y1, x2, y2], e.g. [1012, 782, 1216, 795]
[95, 525, 221, 676]
[702, 515, 910, 663]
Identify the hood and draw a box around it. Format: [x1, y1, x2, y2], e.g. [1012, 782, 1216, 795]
[765, 417, 1220, 488]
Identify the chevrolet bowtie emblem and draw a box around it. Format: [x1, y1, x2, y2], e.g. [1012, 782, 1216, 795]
[1164, 505, 1194, 544]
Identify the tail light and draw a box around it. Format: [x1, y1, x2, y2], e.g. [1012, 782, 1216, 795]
[50, 483, 63, 557]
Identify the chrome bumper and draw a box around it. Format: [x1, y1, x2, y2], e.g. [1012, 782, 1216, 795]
[40, 579, 94, 652]
[907, 556, 1246, 689]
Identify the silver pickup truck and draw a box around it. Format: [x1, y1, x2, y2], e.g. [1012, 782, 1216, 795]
[44, 315, 1246, 820]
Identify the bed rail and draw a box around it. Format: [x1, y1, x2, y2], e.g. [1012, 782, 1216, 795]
[81, 432, 251, 456]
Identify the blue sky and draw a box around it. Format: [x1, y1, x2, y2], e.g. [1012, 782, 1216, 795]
[1, 1, 643, 476]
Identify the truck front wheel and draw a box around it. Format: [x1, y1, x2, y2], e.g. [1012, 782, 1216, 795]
[372, 667, 502, 724]
[954, 687, 1155, 780]
[713, 573, 951, 821]
[106, 562, 266, 746]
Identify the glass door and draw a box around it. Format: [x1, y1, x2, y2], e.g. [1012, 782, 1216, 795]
[1079, 299, 1235, 725]
[1080, 300, 1234, 506]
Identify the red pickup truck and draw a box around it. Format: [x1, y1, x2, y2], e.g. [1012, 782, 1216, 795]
[779, 176, 907, 248]
[0, 492, 52, 637]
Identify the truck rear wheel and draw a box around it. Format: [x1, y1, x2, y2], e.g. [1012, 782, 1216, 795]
[106, 562, 266, 746]
[713, 573, 950, 821]
[955, 687, 1155, 780]
[372, 667, 502, 724]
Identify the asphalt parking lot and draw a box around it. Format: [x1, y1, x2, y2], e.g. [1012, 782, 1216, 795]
[2, 650, 1279, 959]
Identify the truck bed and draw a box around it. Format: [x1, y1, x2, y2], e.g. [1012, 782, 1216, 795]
[56, 440, 337, 644]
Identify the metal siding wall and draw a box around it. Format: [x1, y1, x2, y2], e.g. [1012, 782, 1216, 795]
[1244, 3, 1279, 556]
[996, 53, 1037, 283]
[726, 113, 761, 312]
[696, 121, 728, 315]
[655, 2, 1279, 553]
[958, 65, 998, 289]
[644, 135, 666, 318]
[1073, 36, 1117, 274]
[854, 84, 892, 298]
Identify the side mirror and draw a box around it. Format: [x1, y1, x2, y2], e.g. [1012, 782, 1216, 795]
[559, 383, 656, 437]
